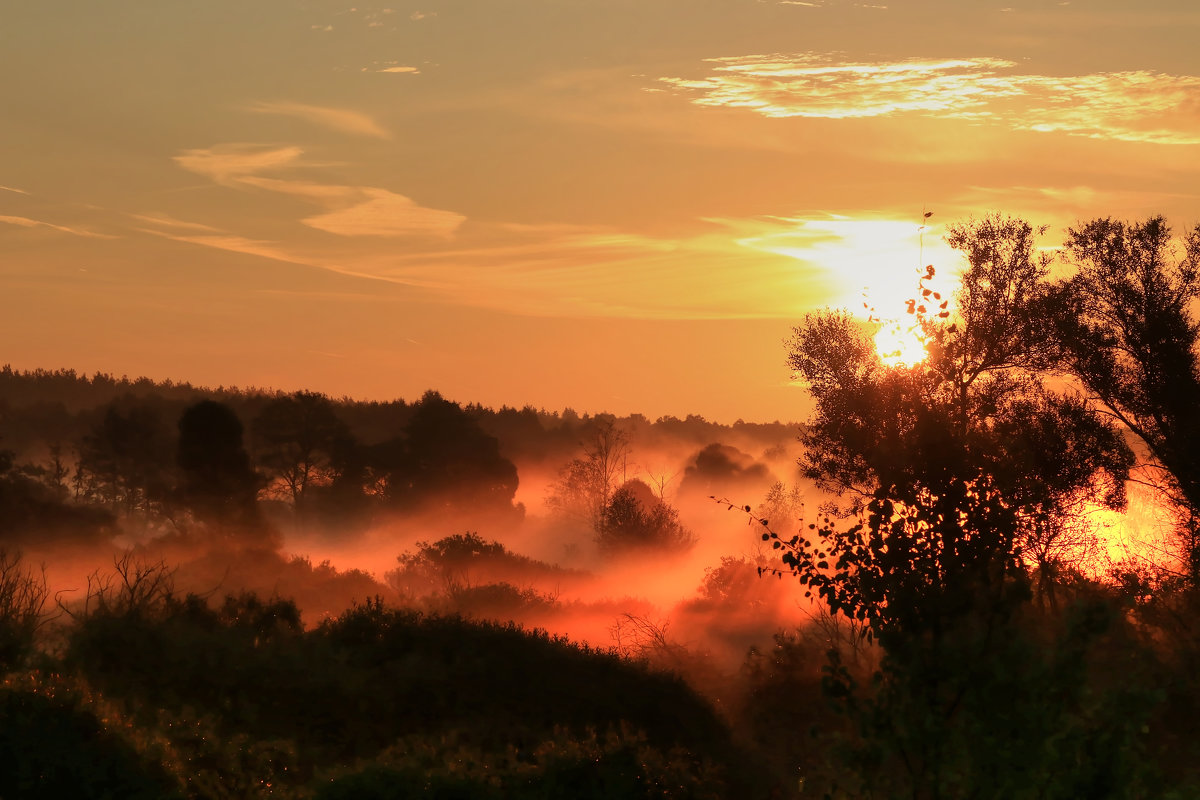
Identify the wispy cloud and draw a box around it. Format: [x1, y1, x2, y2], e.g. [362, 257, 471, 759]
[173, 144, 307, 186]
[247, 101, 391, 139]
[128, 212, 224, 233]
[136, 228, 304, 265]
[0, 185, 28, 195]
[326, 219, 842, 319]
[0, 214, 115, 238]
[303, 188, 464, 238]
[661, 54, 1200, 144]
[173, 144, 464, 238]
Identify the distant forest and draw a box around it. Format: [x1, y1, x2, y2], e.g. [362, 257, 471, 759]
[0, 363, 795, 547]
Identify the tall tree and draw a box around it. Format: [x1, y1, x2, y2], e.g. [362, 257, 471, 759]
[380, 391, 522, 519]
[1054, 217, 1200, 578]
[176, 400, 261, 529]
[74, 402, 173, 517]
[546, 419, 630, 533]
[251, 392, 345, 509]
[772, 214, 1154, 797]
[788, 215, 1132, 590]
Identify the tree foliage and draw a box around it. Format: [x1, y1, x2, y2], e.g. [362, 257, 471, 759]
[771, 214, 1185, 798]
[176, 400, 262, 529]
[74, 403, 173, 517]
[1054, 217, 1200, 576]
[371, 391, 523, 521]
[251, 391, 346, 508]
[597, 480, 694, 555]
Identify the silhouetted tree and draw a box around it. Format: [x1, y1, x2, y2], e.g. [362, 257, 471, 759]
[380, 392, 522, 519]
[0, 550, 48, 670]
[1053, 217, 1200, 579]
[773, 214, 1158, 797]
[788, 215, 1133, 596]
[176, 400, 261, 529]
[74, 403, 174, 518]
[252, 392, 345, 509]
[677, 443, 775, 500]
[598, 479, 694, 555]
[547, 420, 631, 531]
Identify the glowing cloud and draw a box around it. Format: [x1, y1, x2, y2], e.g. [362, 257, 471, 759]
[661, 54, 1200, 144]
[173, 144, 464, 238]
[173, 144, 306, 186]
[303, 188, 465, 238]
[247, 101, 391, 139]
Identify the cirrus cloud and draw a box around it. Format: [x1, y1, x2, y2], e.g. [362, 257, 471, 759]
[660, 54, 1200, 144]
[173, 143, 464, 238]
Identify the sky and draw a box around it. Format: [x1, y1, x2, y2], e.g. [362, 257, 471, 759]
[3, 0, 1198, 423]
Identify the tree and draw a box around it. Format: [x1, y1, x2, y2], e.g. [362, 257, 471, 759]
[771, 214, 1156, 798]
[546, 419, 631, 533]
[74, 402, 174, 518]
[251, 392, 345, 509]
[176, 400, 261, 529]
[597, 479, 694, 555]
[0, 549, 49, 670]
[1053, 217, 1200, 579]
[787, 215, 1133, 594]
[379, 391, 522, 519]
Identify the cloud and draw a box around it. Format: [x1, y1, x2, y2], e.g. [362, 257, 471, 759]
[332, 219, 840, 319]
[172, 144, 465, 238]
[378, 65, 420, 74]
[247, 101, 391, 139]
[173, 144, 306, 186]
[0, 185, 28, 195]
[136, 228, 305, 264]
[303, 188, 465, 237]
[660, 54, 1200, 144]
[0, 214, 115, 238]
[129, 212, 224, 233]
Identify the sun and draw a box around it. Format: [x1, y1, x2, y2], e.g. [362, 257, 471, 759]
[874, 320, 927, 367]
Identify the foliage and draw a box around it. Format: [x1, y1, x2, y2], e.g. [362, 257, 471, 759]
[546, 419, 631, 532]
[1053, 217, 1200, 577]
[60, 585, 751, 792]
[597, 480, 695, 555]
[787, 214, 1134, 597]
[770, 214, 1188, 798]
[677, 442, 775, 499]
[176, 400, 262, 529]
[385, 532, 576, 602]
[0, 550, 50, 671]
[376, 391, 523, 519]
[251, 391, 347, 508]
[314, 726, 725, 800]
[74, 402, 175, 518]
[0, 681, 183, 800]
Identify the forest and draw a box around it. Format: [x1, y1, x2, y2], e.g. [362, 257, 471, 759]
[3, 214, 1200, 799]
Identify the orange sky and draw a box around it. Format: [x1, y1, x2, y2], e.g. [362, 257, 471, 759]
[3, 0, 1199, 422]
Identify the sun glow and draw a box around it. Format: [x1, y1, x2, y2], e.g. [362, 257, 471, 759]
[874, 319, 927, 367]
